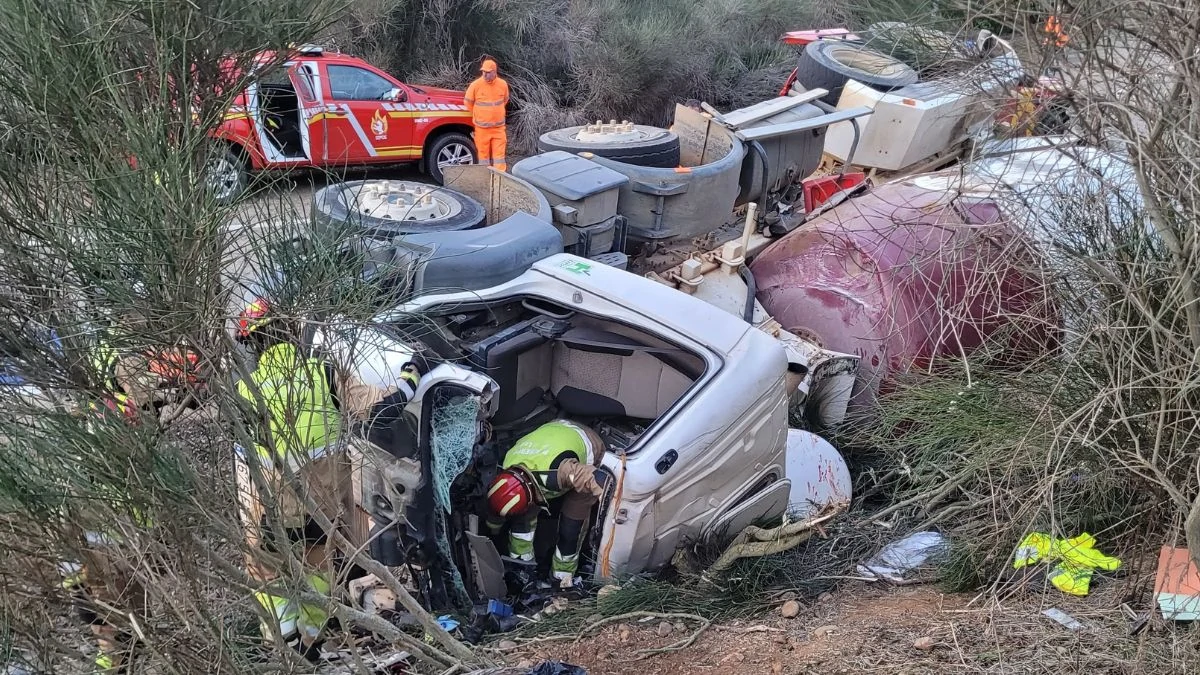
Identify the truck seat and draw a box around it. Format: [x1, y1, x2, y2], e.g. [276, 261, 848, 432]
[479, 331, 553, 426]
[549, 327, 692, 420]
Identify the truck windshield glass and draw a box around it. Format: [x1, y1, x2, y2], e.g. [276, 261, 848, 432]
[327, 65, 393, 101]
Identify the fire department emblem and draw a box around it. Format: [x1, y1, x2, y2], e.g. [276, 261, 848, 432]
[371, 109, 388, 139]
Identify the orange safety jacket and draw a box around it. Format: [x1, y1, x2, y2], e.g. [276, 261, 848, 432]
[464, 77, 510, 129]
[1044, 15, 1069, 47]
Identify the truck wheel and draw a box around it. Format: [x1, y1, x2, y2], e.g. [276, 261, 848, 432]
[311, 179, 487, 238]
[537, 123, 680, 168]
[205, 146, 249, 205]
[425, 132, 476, 185]
[794, 40, 918, 105]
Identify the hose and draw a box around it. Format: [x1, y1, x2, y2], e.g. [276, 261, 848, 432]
[738, 264, 756, 324]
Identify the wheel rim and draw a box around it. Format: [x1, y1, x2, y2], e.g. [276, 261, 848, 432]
[206, 155, 241, 201]
[351, 180, 464, 221]
[827, 45, 911, 77]
[573, 121, 660, 144]
[437, 142, 473, 168]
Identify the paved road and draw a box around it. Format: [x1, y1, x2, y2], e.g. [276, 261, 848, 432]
[221, 166, 431, 324]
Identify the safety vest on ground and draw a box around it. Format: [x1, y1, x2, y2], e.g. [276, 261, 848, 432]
[236, 342, 340, 463]
[464, 77, 510, 129]
[502, 421, 596, 501]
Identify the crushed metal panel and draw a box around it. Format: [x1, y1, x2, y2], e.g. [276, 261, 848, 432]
[672, 103, 734, 166]
[466, 532, 508, 600]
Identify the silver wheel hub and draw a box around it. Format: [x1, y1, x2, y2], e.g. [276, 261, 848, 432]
[574, 120, 647, 144]
[353, 181, 461, 221]
[207, 155, 240, 198]
[437, 142, 473, 167]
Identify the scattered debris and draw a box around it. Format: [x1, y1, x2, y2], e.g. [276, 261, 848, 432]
[597, 585, 621, 600]
[818, 592, 834, 604]
[673, 622, 687, 634]
[857, 532, 950, 584]
[813, 624, 838, 638]
[1041, 607, 1086, 631]
[913, 636, 937, 650]
[657, 621, 674, 637]
[1013, 532, 1121, 596]
[617, 624, 631, 643]
[499, 640, 519, 652]
[1154, 546, 1200, 620]
[781, 600, 802, 618]
[526, 660, 587, 675]
[1121, 602, 1150, 635]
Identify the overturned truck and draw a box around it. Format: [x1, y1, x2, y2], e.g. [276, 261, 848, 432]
[245, 29, 1056, 619]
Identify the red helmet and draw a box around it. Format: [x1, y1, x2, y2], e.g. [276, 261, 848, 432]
[236, 296, 271, 338]
[487, 468, 537, 518]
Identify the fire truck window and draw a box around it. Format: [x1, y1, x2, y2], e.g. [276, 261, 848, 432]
[327, 65, 393, 101]
[292, 66, 317, 102]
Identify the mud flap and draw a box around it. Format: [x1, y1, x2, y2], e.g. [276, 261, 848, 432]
[466, 532, 508, 600]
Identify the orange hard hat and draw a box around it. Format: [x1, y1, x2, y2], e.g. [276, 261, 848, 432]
[487, 468, 535, 518]
[481, 58, 498, 73]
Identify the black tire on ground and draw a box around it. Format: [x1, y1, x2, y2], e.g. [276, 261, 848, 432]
[794, 40, 919, 105]
[537, 125, 681, 168]
[311, 179, 487, 239]
[425, 132, 477, 185]
[206, 145, 249, 205]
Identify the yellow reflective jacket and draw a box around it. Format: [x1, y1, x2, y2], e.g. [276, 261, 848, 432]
[502, 420, 596, 500]
[237, 343, 340, 462]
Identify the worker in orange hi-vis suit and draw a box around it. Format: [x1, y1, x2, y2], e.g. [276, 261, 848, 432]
[1043, 14, 1069, 48]
[465, 58, 510, 172]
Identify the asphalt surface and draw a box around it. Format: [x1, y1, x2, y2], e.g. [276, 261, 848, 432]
[222, 165, 431, 323]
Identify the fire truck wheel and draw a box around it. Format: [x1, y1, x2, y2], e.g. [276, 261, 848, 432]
[311, 179, 487, 238]
[425, 132, 477, 185]
[537, 123, 680, 168]
[794, 40, 918, 105]
[205, 145, 249, 205]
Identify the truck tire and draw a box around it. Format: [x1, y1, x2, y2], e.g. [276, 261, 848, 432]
[312, 179, 487, 239]
[794, 40, 918, 105]
[537, 124, 680, 168]
[205, 145, 249, 205]
[425, 132, 477, 185]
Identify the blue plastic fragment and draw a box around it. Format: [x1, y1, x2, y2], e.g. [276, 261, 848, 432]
[436, 615, 460, 631]
[488, 599, 514, 617]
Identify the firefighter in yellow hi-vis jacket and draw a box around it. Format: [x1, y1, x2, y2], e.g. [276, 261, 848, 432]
[234, 317, 424, 658]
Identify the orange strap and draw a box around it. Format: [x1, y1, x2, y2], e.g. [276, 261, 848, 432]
[598, 452, 626, 579]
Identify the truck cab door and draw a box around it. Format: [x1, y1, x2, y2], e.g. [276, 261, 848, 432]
[321, 63, 413, 164]
[289, 61, 321, 164]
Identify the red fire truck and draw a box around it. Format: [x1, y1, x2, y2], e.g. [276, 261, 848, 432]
[207, 45, 478, 203]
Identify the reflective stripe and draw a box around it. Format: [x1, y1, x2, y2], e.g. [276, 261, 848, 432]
[475, 99, 504, 106]
[511, 530, 535, 541]
[474, 120, 506, 128]
[464, 98, 474, 105]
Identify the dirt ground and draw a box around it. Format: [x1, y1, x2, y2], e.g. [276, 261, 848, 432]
[507, 576, 1200, 675]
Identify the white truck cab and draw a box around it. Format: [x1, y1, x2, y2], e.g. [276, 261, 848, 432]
[316, 253, 851, 610]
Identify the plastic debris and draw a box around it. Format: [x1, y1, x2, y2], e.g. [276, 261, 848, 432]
[436, 615, 460, 632]
[1154, 546, 1200, 620]
[856, 532, 950, 583]
[527, 661, 587, 675]
[1042, 607, 1086, 631]
[488, 599, 514, 617]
